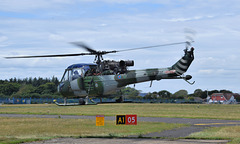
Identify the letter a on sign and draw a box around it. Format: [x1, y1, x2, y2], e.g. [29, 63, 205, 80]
[116, 115, 126, 125]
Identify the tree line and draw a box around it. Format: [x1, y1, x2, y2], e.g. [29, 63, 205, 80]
[143, 89, 234, 100]
[0, 77, 60, 98]
[0, 77, 239, 102]
[117, 87, 239, 101]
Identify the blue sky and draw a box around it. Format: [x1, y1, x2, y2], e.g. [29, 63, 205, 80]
[0, 0, 240, 94]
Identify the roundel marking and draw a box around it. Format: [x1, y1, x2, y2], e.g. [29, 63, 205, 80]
[118, 75, 121, 79]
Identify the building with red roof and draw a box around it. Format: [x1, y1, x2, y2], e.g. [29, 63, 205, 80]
[207, 93, 237, 104]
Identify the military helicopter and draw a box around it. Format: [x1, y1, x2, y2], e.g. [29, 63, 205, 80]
[5, 41, 195, 105]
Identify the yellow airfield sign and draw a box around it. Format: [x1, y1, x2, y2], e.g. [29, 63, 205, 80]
[116, 115, 126, 125]
[96, 115, 104, 126]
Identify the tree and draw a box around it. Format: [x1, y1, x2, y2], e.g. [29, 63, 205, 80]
[121, 87, 140, 99]
[144, 93, 153, 99]
[151, 91, 158, 99]
[188, 96, 195, 101]
[0, 82, 20, 96]
[0, 77, 62, 99]
[193, 89, 203, 97]
[172, 90, 188, 99]
[12, 84, 36, 98]
[198, 90, 207, 99]
[158, 90, 172, 99]
[208, 90, 219, 95]
[35, 82, 56, 94]
[51, 76, 59, 86]
[32, 77, 38, 87]
[220, 90, 232, 93]
[234, 94, 240, 102]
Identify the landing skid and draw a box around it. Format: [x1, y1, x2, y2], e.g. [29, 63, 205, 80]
[54, 101, 97, 106]
[55, 102, 81, 106]
[54, 97, 97, 106]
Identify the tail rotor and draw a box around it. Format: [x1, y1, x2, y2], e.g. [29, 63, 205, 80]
[184, 28, 196, 49]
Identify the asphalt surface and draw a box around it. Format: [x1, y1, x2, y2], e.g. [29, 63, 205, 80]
[1, 114, 239, 144]
[24, 138, 229, 144]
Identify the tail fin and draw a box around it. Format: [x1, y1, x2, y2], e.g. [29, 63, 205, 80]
[172, 47, 194, 75]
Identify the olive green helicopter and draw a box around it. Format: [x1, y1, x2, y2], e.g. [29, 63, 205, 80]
[5, 41, 195, 106]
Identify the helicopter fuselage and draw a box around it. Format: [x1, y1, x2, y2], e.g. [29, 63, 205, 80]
[58, 47, 194, 98]
[4, 40, 195, 104]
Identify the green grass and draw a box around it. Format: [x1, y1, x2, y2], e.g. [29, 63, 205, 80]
[1, 103, 240, 143]
[1, 103, 240, 120]
[0, 137, 44, 144]
[188, 126, 240, 144]
[0, 117, 186, 144]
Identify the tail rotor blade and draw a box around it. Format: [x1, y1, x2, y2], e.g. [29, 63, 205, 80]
[184, 28, 196, 48]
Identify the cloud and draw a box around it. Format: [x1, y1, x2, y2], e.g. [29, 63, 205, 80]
[0, 0, 75, 12]
[1, 0, 240, 93]
[0, 36, 8, 42]
[0, 0, 48, 12]
[164, 16, 204, 22]
[198, 69, 226, 75]
[77, 0, 170, 4]
[48, 33, 65, 41]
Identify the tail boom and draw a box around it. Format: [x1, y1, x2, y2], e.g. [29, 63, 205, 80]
[114, 47, 195, 87]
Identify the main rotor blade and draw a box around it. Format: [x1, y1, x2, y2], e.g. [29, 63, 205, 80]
[116, 41, 194, 52]
[5, 52, 94, 59]
[5, 41, 194, 59]
[70, 42, 97, 53]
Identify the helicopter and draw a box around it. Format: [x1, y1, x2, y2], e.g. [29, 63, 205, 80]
[5, 41, 195, 106]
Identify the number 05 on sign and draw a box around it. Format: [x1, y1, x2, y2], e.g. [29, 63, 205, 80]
[126, 114, 137, 125]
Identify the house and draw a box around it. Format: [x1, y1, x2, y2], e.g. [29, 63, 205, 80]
[208, 93, 237, 104]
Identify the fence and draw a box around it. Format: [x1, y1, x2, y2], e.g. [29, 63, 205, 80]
[0, 97, 203, 105]
[0, 97, 57, 104]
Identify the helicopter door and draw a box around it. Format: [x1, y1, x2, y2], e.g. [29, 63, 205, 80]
[58, 70, 74, 96]
[69, 68, 86, 93]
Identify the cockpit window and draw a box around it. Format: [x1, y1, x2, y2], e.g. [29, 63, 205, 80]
[60, 64, 97, 82]
[84, 65, 98, 76]
[82, 65, 91, 72]
[60, 70, 69, 82]
[71, 68, 82, 81]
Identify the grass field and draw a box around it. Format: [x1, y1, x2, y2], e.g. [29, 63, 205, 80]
[0, 103, 240, 144]
[1, 103, 240, 120]
[0, 117, 186, 144]
[188, 126, 240, 144]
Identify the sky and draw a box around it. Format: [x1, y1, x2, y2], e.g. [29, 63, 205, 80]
[0, 0, 240, 94]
